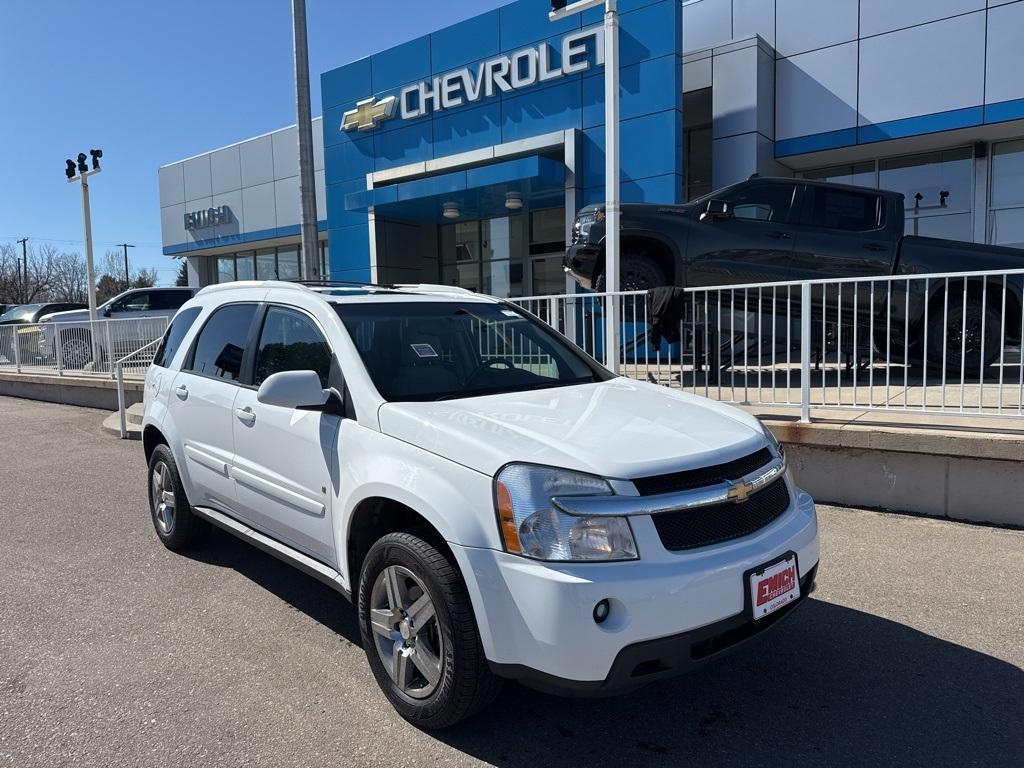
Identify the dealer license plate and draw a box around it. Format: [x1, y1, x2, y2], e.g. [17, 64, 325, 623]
[749, 554, 800, 620]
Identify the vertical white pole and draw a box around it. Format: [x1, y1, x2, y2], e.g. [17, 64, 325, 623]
[603, 0, 621, 373]
[800, 282, 812, 423]
[81, 175, 98, 323]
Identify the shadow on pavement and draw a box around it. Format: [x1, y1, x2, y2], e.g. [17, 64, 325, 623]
[182, 527, 362, 646]
[181, 535, 1022, 767]
[437, 599, 1023, 768]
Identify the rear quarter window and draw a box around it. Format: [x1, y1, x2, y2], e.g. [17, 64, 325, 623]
[811, 188, 884, 231]
[153, 307, 201, 368]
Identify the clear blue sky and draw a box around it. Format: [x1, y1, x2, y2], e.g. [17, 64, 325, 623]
[0, 0, 508, 284]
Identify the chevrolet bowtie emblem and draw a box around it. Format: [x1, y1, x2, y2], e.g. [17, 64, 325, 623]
[727, 478, 755, 503]
[341, 96, 397, 132]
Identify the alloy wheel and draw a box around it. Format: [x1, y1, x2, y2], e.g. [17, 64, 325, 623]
[369, 565, 444, 700]
[151, 461, 176, 535]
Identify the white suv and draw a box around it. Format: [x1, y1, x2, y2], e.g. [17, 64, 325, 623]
[142, 280, 819, 728]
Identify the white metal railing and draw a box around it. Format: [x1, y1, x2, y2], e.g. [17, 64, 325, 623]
[512, 267, 1024, 422]
[0, 316, 168, 379]
[115, 336, 164, 438]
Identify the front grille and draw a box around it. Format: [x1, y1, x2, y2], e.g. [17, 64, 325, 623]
[652, 477, 790, 552]
[633, 447, 773, 496]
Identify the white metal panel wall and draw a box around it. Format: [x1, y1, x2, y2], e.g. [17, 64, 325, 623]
[775, 0, 858, 57]
[858, 12, 986, 125]
[859, 0, 985, 37]
[776, 42, 858, 140]
[985, 2, 1024, 105]
[682, 0, 732, 51]
[159, 117, 326, 251]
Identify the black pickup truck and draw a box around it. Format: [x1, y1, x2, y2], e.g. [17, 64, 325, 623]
[564, 177, 1024, 370]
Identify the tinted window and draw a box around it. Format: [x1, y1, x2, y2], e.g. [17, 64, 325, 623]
[151, 290, 192, 311]
[111, 292, 151, 312]
[153, 307, 201, 368]
[723, 183, 795, 222]
[334, 301, 608, 402]
[255, 307, 332, 388]
[811, 188, 883, 231]
[186, 304, 257, 381]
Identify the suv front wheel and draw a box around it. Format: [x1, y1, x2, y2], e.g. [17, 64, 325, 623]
[147, 444, 209, 550]
[357, 532, 501, 728]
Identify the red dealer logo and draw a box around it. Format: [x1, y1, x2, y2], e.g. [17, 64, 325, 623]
[756, 565, 796, 606]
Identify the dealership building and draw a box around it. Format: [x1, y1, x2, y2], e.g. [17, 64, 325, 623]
[160, 0, 1024, 296]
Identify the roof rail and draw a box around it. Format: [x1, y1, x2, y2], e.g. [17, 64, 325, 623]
[195, 280, 312, 297]
[291, 279, 397, 290]
[393, 283, 481, 297]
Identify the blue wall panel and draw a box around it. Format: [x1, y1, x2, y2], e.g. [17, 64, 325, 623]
[498, 0, 580, 51]
[371, 36, 431, 94]
[432, 102, 503, 157]
[430, 11, 501, 74]
[321, 56, 371, 111]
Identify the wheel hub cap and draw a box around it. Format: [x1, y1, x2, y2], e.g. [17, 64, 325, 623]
[151, 461, 176, 535]
[369, 565, 443, 699]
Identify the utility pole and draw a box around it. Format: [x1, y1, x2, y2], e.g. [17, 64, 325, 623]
[291, 0, 321, 281]
[117, 243, 135, 290]
[550, 0, 620, 372]
[66, 150, 102, 323]
[16, 237, 28, 302]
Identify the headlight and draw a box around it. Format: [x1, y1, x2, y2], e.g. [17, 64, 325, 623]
[760, 421, 783, 457]
[494, 464, 638, 562]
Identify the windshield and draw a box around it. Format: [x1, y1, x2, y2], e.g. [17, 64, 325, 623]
[334, 301, 611, 402]
[0, 304, 43, 322]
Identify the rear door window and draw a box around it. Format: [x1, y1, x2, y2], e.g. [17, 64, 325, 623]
[153, 307, 201, 368]
[807, 187, 884, 231]
[151, 290, 193, 311]
[185, 304, 257, 382]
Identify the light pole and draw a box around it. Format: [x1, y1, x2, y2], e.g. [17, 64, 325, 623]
[291, 0, 321, 281]
[550, 0, 620, 372]
[16, 237, 28, 302]
[117, 242, 135, 290]
[65, 150, 102, 323]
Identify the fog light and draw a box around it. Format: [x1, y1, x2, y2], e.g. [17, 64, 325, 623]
[593, 599, 610, 624]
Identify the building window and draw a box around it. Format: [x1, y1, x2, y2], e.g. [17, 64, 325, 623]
[256, 249, 276, 280]
[278, 247, 301, 280]
[802, 147, 975, 243]
[683, 88, 712, 201]
[210, 243, 324, 284]
[989, 140, 1024, 249]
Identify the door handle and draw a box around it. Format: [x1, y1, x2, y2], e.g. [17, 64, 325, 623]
[768, 231, 791, 240]
[235, 406, 256, 426]
[175, 385, 188, 400]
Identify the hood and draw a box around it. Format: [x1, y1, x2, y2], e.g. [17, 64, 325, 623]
[40, 308, 93, 323]
[377, 378, 767, 479]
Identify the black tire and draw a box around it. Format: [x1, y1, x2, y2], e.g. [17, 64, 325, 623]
[594, 253, 667, 292]
[358, 532, 501, 729]
[59, 329, 94, 369]
[147, 443, 210, 551]
[926, 295, 1001, 374]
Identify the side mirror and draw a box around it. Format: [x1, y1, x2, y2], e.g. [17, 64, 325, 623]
[700, 199, 732, 222]
[102, 306, 112, 317]
[257, 370, 329, 409]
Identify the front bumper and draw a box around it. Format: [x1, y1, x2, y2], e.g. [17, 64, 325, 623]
[450, 483, 819, 691]
[563, 243, 601, 290]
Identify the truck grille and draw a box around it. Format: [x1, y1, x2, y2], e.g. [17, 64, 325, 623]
[633, 447, 773, 496]
[652, 477, 791, 552]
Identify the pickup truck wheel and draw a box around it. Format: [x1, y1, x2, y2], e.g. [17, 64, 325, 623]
[147, 444, 210, 551]
[927, 296, 1001, 374]
[59, 330, 93, 369]
[358, 532, 501, 729]
[595, 253, 666, 292]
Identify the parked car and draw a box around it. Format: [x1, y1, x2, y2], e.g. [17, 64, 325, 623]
[0, 301, 87, 363]
[41, 286, 196, 368]
[141, 280, 819, 728]
[564, 177, 1024, 370]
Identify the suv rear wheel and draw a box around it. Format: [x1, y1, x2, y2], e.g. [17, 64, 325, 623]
[357, 532, 501, 728]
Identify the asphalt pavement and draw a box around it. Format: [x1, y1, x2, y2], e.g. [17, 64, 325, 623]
[1, 395, 1021, 767]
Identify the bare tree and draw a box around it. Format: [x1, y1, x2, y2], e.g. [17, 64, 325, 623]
[95, 250, 158, 302]
[0, 242, 56, 304]
[48, 248, 88, 302]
